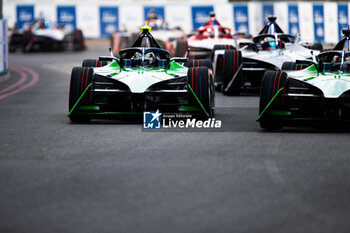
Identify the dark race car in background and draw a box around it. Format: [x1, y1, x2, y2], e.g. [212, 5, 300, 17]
[9, 17, 86, 52]
[215, 16, 322, 95]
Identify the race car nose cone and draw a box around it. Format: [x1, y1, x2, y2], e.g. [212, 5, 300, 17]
[268, 16, 277, 22]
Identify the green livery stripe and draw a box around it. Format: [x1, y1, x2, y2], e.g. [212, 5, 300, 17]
[68, 83, 92, 116]
[178, 106, 201, 111]
[187, 84, 209, 118]
[268, 110, 291, 116]
[80, 112, 142, 115]
[79, 105, 100, 111]
[257, 87, 284, 121]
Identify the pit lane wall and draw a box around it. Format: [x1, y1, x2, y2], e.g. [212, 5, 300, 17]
[0, 19, 8, 75]
[3, 1, 349, 44]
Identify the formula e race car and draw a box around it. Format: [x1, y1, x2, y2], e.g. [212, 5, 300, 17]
[187, 12, 251, 59]
[110, 10, 187, 57]
[257, 27, 350, 130]
[68, 24, 214, 122]
[215, 16, 322, 95]
[9, 17, 85, 52]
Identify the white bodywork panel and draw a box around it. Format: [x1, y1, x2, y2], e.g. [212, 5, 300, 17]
[33, 28, 66, 41]
[95, 67, 186, 93]
[289, 70, 350, 98]
[241, 43, 320, 69]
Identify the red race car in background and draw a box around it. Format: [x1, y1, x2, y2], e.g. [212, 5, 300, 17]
[111, 10, 188, 57]
[187, 12, 251, 59]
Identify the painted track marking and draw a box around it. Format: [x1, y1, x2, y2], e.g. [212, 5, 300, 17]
[0, 64, 40, 100]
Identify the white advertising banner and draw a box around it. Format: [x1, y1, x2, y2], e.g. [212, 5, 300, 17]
[1, 1, 348, 43]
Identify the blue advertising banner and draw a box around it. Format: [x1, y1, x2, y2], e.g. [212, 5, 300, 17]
[100, 7, 118, 38]
[57, 6, 76, 29]
[288, 4, 299, 36]
[191, 6, 214, 30]
[313, 4, 324, 42]
[262, 4, 274, 25]
[16, 5, 34, 29]
[338, 3, 348, 40]
[233, 5, 249, 33]
[144, 6, 165, 20]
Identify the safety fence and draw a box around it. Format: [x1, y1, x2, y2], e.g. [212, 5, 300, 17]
[3, 1, 350, 43]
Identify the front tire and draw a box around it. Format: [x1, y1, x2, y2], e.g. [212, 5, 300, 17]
[187, 67, 214, 117]
[69, 67, 93, 122]
[259, 71, 288, 130]
[281, 62, 308, 71]
[222, 49, 242, 95]
[82, 59, 107, 67]
[187, 59, 213, 70]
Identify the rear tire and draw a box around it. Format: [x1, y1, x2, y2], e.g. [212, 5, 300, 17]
[212, 45, 235, 90]
[187, 59, 212, 70]
[259, 71, 288, 130]
[222, 49, 242, 95]
[175, 39, 188, 57]
[187, 67, 214, 117]
[211, 44, 235, 60]
[73, 29, 85, 51]
[69, 67, 93, 122]
[281, 62, 308, 71]
[82, 59, 107, 67]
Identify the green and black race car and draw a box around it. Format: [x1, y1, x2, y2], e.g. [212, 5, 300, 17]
[68, 24, 214, 122]
[258, 27, 350, 130]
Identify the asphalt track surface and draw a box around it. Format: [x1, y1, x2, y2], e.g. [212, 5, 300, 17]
[1, 41, 350, 233]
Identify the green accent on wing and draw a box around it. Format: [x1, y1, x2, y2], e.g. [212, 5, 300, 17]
[187, 84, 209, 118]
[268, 110, 291, 116]
[257, 87, 284, 121]
[79, 105, 100, 111]
[178, 106, 201, 111]
[68, 83, 92, 116]
[80, 112, 143, 115]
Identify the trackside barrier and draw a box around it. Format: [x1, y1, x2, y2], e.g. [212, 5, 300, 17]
[0, 19, 8, 75]
[2, 1, 350, 43]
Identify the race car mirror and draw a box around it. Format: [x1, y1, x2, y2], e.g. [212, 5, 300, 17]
[99, 56, 121, 67]
[99, 56, 114, 62]
[170, 57, 188, 63]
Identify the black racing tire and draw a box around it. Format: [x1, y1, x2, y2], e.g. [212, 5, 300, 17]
[82, 59, 108, 67]
[175, 39, 188, 57]
[281, 62, 309, 71]
[69, 67, 93, 122]
[187, 67, 215, 117]
[302, 42, 323, 51]
[310, 42, 323, 51]
[211, 44, 235, 60]
[259, 71, 288, 130]
[212, 45, 235, 90]
[222, 49, 242, 95]
[187, 59, 213, 70]
[22, 31, 32, 53]
[73, 29, 85, 51]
